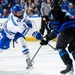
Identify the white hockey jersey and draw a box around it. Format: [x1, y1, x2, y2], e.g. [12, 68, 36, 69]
[3, 12, 31, 39]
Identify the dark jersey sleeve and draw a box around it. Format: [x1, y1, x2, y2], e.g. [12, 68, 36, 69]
[47, 30, 58, 40]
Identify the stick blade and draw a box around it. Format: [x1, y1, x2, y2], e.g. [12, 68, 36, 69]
[26, 66, 30, 69]
[26, 65, 34, 69]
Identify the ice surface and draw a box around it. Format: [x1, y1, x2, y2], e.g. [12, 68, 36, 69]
[0, 41, 75, 75]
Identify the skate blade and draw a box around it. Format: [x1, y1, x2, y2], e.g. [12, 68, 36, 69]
[60, 70, 74, 75]
[26, 65, 34, 70]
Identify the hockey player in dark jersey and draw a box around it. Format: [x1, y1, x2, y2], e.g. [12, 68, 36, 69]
[40, 0, 75, 74]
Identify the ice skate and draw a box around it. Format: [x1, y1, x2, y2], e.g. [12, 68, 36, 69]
[60, 71, 74, 75]
[60, 64, 74, 75]
[26, 58, 33, 69]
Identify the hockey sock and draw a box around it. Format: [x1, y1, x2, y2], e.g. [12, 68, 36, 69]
[58, 49, 73, 74]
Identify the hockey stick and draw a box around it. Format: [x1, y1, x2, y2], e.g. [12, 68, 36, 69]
[26, 45, 42, 69]
[26, 43, 56, 69]
[13, 39, 15, 48]
[42, 36, 56, 50]
[48, 43, 56, 50]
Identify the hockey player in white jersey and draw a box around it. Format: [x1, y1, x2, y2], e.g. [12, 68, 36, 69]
[0, 4, 42, 68]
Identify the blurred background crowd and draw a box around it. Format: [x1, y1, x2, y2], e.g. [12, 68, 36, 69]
[0, 0, 75, 18]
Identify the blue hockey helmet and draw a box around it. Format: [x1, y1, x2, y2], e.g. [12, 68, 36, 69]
[12, 4, 22, 12]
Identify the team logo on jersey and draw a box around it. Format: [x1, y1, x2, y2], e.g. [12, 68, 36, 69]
[50, 14, 53, 19]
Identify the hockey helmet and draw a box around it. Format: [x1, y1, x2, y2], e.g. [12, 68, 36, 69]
[12, 4, 22, 12]
[50, 0, 62, 7]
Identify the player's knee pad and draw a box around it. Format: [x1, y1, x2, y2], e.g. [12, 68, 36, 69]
[58, 48, 72, 65]
[22, 48, 29, 55]
[58, 48, 68, 57]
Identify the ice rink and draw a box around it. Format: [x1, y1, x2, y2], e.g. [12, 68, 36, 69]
[0, 41, 75, 75]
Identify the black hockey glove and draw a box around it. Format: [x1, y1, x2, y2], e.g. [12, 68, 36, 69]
[40, 31, 57, 45]
[40, 35, 49, 45]
[40, 39, 48, 45]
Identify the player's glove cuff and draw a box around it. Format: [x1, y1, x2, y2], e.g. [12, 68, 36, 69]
[32, 31, 43, 40]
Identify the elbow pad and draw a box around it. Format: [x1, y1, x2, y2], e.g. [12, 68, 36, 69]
[26, 20, 32, 28]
